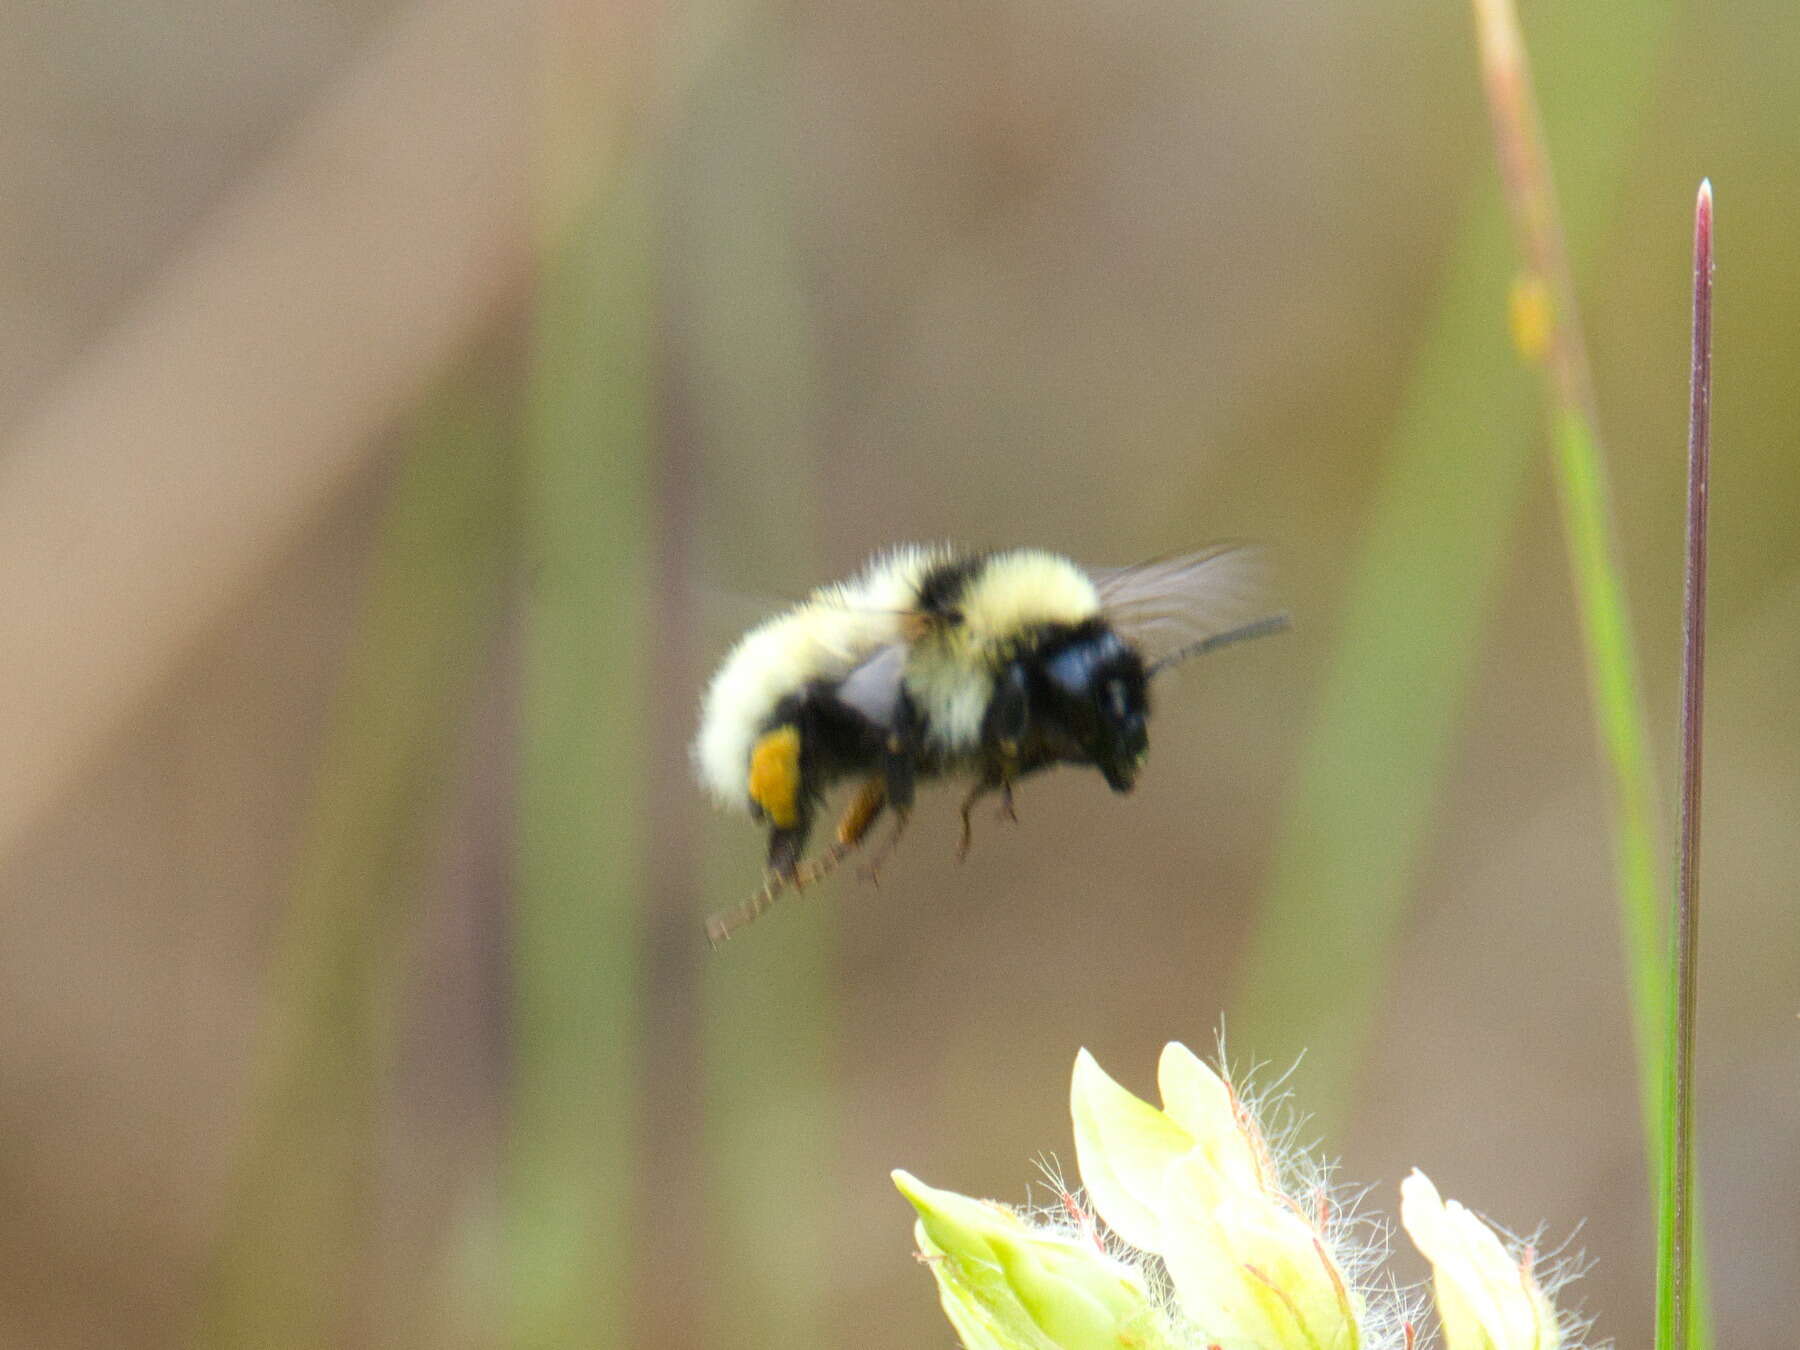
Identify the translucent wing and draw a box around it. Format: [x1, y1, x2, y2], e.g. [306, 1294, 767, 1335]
[1091, 544, 1289, 674]
[695, 583, 796, 646]
[835, 642, 908, 729]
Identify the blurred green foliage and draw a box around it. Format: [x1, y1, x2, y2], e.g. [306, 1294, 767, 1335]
[507, 164, 654, 1345]
[21, 1, 1800, 1349]
[199, 377, 515, 1346]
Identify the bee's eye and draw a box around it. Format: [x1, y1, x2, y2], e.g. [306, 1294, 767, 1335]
[1044, 645, 1092, 696]
[1104, 679, 1129, 718]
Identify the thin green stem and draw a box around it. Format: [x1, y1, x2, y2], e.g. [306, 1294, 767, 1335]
[1471, 0, 1669, 1110]
[1470, 8, 1712, 1346]
[1233, 0, 1682, 1127]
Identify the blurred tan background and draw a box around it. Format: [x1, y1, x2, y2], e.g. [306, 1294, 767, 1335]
[2, 0, 1796, 1346]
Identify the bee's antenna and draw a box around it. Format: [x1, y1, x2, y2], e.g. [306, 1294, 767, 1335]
[1147, 612, 1292, 678]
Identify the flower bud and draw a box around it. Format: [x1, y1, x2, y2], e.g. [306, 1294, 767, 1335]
[1072, 1044, 1361, 1350]
[892, 1168, 1171, 1350]
[1400, 1169, 1561, 1350]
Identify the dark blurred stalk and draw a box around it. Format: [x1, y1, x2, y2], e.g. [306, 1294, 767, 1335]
[1658, 179, 1712, 1350]
[1233, 0, 1681, 1126]
[198, 379, 515, 1346]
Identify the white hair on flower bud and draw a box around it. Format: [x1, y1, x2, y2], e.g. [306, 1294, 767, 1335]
[1193, 1036, 1418, 1350]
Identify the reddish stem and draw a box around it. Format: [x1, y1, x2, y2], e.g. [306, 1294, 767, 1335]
[1667, 177, 1713, 1350]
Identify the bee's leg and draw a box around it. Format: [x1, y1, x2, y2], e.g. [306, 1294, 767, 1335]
[766, 820, 811, 883]
[809, 775, 890, 883]
[879, 687, 920, 815]
[855, 800, 914, 885]
[833, 775, 889, 853]
[976, 662, 1029, 837]
[704, 779, 889, 947]
[956, 776, 997, 863]
[854, 690, 918, 885]
[705, 870, 782, 947]
[987, 661, 1031, 760]
[704, 815, 812, 947]
[957, 757, 1025, 862]
[706, 724, 813, 946]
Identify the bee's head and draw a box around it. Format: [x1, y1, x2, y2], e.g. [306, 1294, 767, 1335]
[1036, 623, 1150, 793]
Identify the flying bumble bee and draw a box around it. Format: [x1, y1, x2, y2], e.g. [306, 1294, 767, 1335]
[694, 544, 1287, 944]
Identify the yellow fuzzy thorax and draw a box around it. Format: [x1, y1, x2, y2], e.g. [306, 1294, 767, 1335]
[950, 550, 1100, 658]
[903, 550, 1101, 753]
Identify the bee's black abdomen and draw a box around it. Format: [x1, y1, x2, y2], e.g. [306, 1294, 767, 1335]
[984, 662, 1031, 752]
[768, 686, 886, 794]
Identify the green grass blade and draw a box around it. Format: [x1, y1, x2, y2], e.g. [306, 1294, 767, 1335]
[1232, 0, 1683, 1138]
[1230, 200, 1538, 1119]
[1549, 407, 1709, 1350]
[197, 382, 514, 1347]
[505, 161, 654, 1346]
[1470, 4, 1710, 1341]
[1550, 407, 1668, 1109]
[1473, 0, 1677, 1167]
[702, 915, 838, 1347]
[682, 29, 837, 1348]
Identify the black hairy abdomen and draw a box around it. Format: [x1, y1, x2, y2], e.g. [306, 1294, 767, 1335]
[766, 682, 890, 800]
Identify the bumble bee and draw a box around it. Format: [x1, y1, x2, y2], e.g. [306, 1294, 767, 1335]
[694, 544, 1286, 943]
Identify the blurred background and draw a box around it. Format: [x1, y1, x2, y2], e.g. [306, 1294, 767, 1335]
[2, 0, 1795, 1345]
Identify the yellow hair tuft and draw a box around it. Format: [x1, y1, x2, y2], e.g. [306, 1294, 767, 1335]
[747, 726, 803, 828]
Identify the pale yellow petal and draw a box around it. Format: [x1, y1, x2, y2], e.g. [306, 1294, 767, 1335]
[1401, 1170, 1560, 1350]
[1158, 1153, 1360, 1350]
[1069, 1047, 1194, 1253]
[1154, 1042, 1265, 1193]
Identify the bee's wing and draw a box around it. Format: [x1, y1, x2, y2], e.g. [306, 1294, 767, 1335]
[835, 641, 909, 730]
[1091, 544, 1289, 675]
